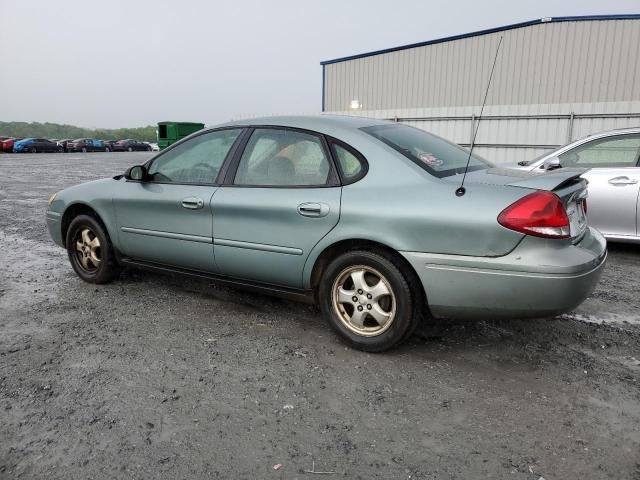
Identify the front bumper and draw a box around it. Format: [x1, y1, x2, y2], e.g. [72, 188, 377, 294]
[46, 210, 65, 248]
[401, 227, 607, 319]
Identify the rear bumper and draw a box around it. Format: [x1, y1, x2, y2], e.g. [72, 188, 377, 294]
[401, 227, 607, 319]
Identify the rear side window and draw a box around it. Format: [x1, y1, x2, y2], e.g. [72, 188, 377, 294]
[361, 124, 492, 178]
[234, 129, 332, 186]
[330, 141, 367, 183]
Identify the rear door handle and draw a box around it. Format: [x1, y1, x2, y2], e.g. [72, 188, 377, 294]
[181, 197, 204, 210]
[297, 202, 329, 217]
[608, 176, 638, 186]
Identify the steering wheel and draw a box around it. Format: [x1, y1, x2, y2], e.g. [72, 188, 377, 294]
[192, 162, 219, 181]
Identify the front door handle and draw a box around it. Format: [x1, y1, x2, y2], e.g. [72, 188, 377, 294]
[181, 197, 204, 210]
[608, 176, 638, 186]
[297, 202, 329, 218]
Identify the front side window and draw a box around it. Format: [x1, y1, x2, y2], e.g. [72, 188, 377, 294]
[558, 135, 640, 168]
[148, 129, 241, 184]
[234, 129, 331, 186]
[362, 124, 492, 178]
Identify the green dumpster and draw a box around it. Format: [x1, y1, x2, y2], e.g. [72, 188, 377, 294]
[157, 121, 205, 150]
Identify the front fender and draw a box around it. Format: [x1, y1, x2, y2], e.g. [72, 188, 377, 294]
[48, 178, 120, 247]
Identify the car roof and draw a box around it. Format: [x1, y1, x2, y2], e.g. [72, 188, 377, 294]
[573, 126, 640, 142]
[217, 114, 393, 133]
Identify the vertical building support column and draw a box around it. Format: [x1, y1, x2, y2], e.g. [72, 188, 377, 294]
[470, 114, 476, 149]
[567, 111, 575, 143]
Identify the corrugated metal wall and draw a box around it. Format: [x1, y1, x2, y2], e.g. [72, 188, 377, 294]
[322, 18, 640, 164]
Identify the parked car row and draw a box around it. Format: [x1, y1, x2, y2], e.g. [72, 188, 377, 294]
[0, 136, 159, 153]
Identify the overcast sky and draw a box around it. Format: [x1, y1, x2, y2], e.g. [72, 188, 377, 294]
[0, 0, 637, 128]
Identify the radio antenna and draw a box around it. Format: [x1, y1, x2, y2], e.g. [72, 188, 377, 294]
[456, 36, 503, 197]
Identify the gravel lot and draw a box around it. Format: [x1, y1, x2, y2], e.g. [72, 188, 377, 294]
[1, 152, 639, 479]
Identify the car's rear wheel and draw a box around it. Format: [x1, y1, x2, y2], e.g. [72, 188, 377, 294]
[30, 147, 37, 153]
[319, 250, 421, 352]
[81, 147, 87, 153]
[105, 147, 111, 152]
[66, 215, 120, 284]
[127, 147, 133, 152]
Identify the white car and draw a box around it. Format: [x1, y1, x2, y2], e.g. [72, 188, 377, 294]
[516, 128, 640, 243]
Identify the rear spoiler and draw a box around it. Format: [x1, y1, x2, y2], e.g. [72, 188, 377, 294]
[487, 167, 588, 191]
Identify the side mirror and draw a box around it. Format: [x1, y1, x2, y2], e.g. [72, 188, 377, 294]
[126, 165, 148, 181]
[543, 156, 562, 171]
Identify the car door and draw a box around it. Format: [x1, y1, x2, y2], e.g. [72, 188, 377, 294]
[558, 134, 640, 237]
[113, 128, 244, 271]
[211, 127, 341, 288]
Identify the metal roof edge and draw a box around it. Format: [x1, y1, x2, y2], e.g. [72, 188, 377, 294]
[319, 14, 640, 65]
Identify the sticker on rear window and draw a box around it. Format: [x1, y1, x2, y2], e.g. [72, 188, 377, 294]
[418, 152, 444, 167]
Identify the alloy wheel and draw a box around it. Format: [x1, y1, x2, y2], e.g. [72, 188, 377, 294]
[332, 265, 396, 337]
[74, 227, 102, 272]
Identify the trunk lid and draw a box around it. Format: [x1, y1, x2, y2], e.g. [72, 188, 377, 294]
[446, 167, 590, 240]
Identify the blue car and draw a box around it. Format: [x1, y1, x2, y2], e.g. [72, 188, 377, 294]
[13, 138, 59, 153]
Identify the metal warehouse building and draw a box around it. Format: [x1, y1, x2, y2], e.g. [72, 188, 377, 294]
[320, 15, 640, 164]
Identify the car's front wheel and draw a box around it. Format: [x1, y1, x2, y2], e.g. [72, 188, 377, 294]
[30, 147, 37, 153]
[319, 250, 422, 352]
[66, 214, 120, 284]
[127, 147, 133, 152]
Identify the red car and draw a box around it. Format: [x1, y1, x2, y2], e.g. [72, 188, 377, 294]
[1, 138, 22, 153]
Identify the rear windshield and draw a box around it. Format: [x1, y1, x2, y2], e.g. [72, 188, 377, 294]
[361, 124, 492, 178]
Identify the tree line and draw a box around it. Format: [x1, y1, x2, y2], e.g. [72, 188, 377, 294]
[0, 121, 157, 142]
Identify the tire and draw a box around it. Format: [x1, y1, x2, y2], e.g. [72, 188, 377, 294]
[30, 147, 37, 153]
[147, 147, 152, 152]
[66, 214, 120, 284]
[81, 147, 87, 153]
[105, 147, 111, 152]
[318, 250, 422, 352]
[127, 147, 133, 152]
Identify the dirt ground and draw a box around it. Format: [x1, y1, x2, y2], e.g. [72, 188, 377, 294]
[1, 152, 639, 479]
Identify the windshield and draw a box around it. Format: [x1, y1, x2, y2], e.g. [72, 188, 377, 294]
[361, 124, 492, 177]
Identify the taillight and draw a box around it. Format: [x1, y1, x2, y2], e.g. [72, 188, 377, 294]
[498, 191, 570, 239]
[581, 198, 587, 215]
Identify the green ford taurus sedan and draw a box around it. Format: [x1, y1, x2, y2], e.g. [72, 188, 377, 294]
[46, 115, 606, 351]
